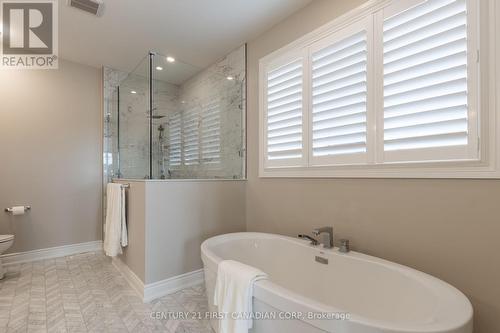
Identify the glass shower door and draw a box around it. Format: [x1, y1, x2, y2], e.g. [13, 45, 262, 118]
[117, 55, 151, 179]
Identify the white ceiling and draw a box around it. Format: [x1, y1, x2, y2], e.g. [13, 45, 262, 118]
[59, 0, 313, 73]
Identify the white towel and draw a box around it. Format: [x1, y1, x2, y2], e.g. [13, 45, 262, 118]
[103, 183, 127, 257]
[214, 260, 268, 333]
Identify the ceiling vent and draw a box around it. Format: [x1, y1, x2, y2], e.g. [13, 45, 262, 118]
[68, 0, 104, 16]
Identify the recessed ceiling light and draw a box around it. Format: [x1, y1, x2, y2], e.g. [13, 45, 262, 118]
[181, 100, 186, 104]
[226, 76, 234, 81]
[166, 56, 175, 63]
[156, 66, 163, 71]
[131, 90, 137, 94]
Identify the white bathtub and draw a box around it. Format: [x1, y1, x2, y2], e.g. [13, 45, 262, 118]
[201, 232, 473, 333]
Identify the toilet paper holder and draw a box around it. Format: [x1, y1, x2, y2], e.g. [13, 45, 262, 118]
[4, 206, 31, 213]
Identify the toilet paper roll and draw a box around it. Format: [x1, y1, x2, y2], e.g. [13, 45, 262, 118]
[11, 206, 25, 216]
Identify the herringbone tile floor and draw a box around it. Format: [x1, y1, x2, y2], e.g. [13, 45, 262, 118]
[0, 252, 213, 333]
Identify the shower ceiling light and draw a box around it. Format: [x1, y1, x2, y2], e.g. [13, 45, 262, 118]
[226, 76, 234, 81]
[166, 56, 175, 63]
[131, 90, 137, 94]
[156, 66, 163, 71]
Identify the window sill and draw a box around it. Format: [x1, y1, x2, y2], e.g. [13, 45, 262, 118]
[260, 161, 500, 179]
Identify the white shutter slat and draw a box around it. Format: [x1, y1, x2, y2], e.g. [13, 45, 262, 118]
[385, 78, 467, 107]
[268, 64, 301, 87]
[312, 51, 367, 79]
[384, 51, 466, 85]
[201, 101, 221, 164]
[268, 125, 302, 139]
[384, 34, 466, 74]
[266, 59, 304, 163]
[385, 91, 467, 118]
[313, 142, 366, 156]
[313, 112, 366, 131]
[384, 0, 465, 43]
[313, 92, 366, 113]
[183, 107, 200, 165]
[168, 112, 182, 166]
[385, 30, 466, 70]
[311, 30, 368, 161]
[384, 0, 458, 31]
[312, 31, 366, 62]
[384, 3, 466, 52]
[268, 108, 302, 123]
[383, 0, 469, 155]
[314, 124, 366, 140]
[385, 118, 467, 140]
[313, 42, 366, 71]
[384, 65, 466, 97]
[385, 105, 468, 128]
[385, 132, 467, 151]
[268, 149, 302, 160]
[313, 81, 367, 105]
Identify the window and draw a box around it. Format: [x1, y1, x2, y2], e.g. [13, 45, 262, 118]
[168, 112, 182, 167]
[182, 106, 200, 166]
[259, 0, 498, 178]
[201, 100, 221, 165]
[310, 18, 372, 166]
[168, 101, 222, 168]
[265, 56, 305, 167]
[380, 0, 476, 163]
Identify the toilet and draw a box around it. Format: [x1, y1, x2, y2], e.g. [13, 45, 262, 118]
[0, 235, 14, 279]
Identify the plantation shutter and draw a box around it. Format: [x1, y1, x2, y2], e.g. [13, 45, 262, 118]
[168, 112, 182, 166]
[264, 56, 305, 167]
[382, 0, 473, 161]
[310, 27, 369, 165]
[201, 100, 221, 164]
[182, 107, 200, 165]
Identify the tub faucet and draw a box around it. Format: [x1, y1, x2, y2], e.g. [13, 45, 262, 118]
[298, 234, 319, 246]
[312, 226, 333, 249]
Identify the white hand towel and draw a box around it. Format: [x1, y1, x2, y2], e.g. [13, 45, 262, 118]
[214, 260, 268, 333]
[104, 183, 127, 257]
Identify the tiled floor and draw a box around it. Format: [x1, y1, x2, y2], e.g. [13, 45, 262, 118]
[0, 251, 213, 333]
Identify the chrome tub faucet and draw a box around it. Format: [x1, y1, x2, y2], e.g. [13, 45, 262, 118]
[298, 234, 319, 246]
[312, 226, 334, 249]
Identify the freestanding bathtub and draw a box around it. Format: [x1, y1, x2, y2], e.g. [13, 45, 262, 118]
[201, 232, 473, 333]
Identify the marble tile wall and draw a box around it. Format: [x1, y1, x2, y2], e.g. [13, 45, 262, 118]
[103, 45, 246, 180]
[169, 45, 246, 179]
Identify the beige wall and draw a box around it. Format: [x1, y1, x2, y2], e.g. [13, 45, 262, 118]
[0, 60, 102, 253]
[145, 180, 246, 284]
[246, 1, 500, 332]
[116, 180, 246, 285]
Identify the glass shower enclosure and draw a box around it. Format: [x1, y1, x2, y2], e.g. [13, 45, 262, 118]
[103, 46, 246, 181]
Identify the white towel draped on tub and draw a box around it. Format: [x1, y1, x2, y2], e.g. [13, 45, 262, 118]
[104, 183, 127, 257]
[214, 260, 268, 333]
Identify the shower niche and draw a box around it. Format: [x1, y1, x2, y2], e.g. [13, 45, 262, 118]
[103, 45, 246, 180]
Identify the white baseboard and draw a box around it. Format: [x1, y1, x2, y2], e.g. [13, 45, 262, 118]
[111, 257, 145, 299]
[1, 240, 103, 266]
[143, 269, 205, 302]
[111, 256, 204, 302]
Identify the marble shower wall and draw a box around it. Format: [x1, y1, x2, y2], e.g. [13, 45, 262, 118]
[103, 45, 246, 180]
[167, 45, 246, 179]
